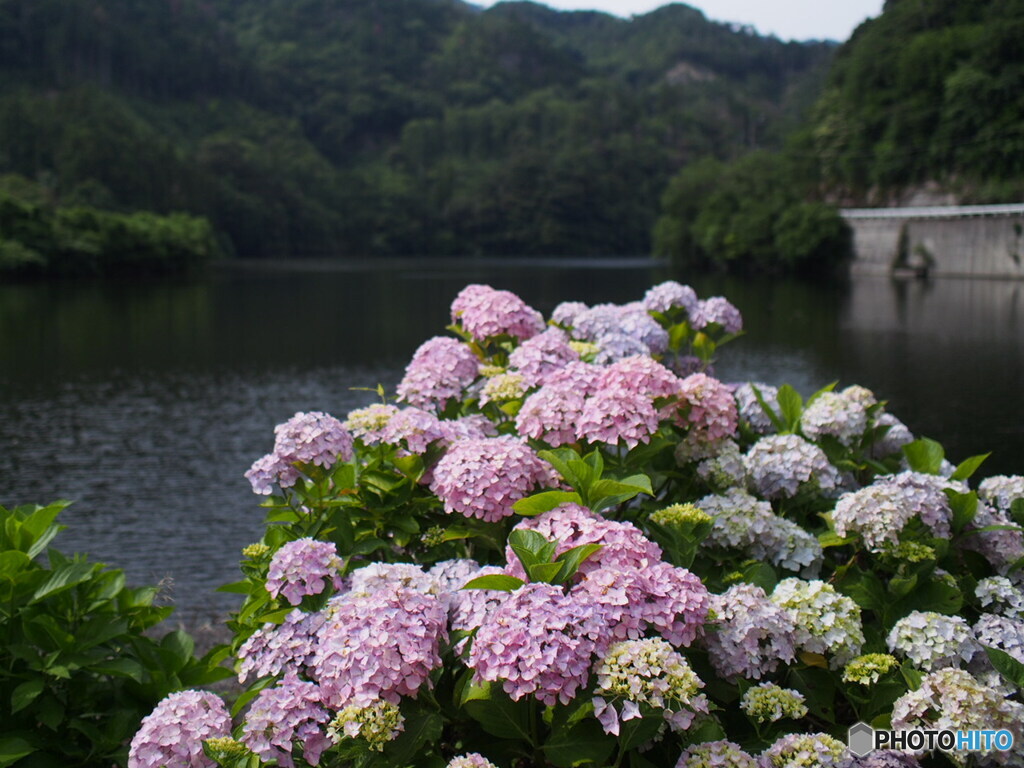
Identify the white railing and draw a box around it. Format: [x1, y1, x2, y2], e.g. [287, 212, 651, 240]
[840, 203, 1024, 220]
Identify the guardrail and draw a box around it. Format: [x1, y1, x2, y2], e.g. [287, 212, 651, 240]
[840, 203, 1024, 220]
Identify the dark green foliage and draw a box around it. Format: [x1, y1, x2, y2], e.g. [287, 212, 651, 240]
[653, 151, 851, 273]
[0, 501, 229, 767]
[811, 0, 1024, 199]
[0, 0, 834, 260]
[0, 176, 224, 277]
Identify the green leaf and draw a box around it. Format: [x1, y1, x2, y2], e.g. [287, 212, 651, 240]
[10, 680, 44, 714]
[161, 629, 196, 671]
[553, 543, 603, 584]
[463, 680, 533, 742]
[543, 718, 615, 767]
[462, 574, 524, 592]
[739, 561, 777, 593]
[900, 662, 922, 691]
[892, 580, 962, 619]
[538, 448, 586, 489]
[216, 580, 252, 594]
[838, 569, 886, 611]
[91, 658, 146, 683]
[509, 529, 551, 572]
[950, 453, 990, 481]
[617, 716, 665, 752]
[947, 491, 978, 534]
[750, 384, 786, 432]
[983, 646, 1024, 689]
[31, 561, 95, 603]
[588, 475, 654, 513]
[0, 737, 35, 767]
[383, 710, 443, 766]
[901, 438, 944, 475]
[818, 531, 854, 549]
[0, 551, 31, 580]
[776, 384, 804, 430]
[527, 562, 562, 583]
[787, 666, 836, 723]
[513, 491, 582, 517]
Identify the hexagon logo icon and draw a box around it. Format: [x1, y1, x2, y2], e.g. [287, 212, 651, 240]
[848, 722, 875, 757]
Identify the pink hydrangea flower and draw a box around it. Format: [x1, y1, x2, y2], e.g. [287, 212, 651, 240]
[505, 504, 662, 580]
[380, 407, 445, 454]
[397, 337, 480, 410]
[516, 381, 589, 446]
[438, 414, 498, 444]
[643, 281, 699, 315]
[704, 583, 798, 681]
[238, 608, 325, 683]
[245, 412, 354, 494]
[129, 690, 231, 768]
[315, 587, 447, 708]
[508, 327, 579, 387]
[677, 373, 738, 443]
[266, 538, 343, 606]
[430, 436, 556, 522]
[450, 284, 545, 341]
[469, 582, 600, 706]
[690, 297, 743, 334]
[577, 386, 660, 448]
[634, 562, 710, 647]
[241, 672, 332, 768]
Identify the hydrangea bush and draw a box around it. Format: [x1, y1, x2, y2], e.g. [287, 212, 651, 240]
[131, 282, 1024, 768]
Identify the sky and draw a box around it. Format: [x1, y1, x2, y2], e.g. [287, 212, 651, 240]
[474, 0, 887, 42]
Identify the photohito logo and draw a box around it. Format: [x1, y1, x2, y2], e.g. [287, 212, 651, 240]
[847, 722, 1016, 757]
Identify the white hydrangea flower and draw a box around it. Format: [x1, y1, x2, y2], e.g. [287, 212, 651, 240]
[770, 578, 864, 668]
[979, 475, 1024, 512]
[976, 576, 1024, 620]
[887, 611, 979, 670]
[974, 613, 1024, 664]
[734, 382, 779, 435]
[327, 700, 404, 750]
[800, 390, 868, 447]
[739, 683, 807, 723]
[745, 434, 842, 499]
[696, 440, 749, 490]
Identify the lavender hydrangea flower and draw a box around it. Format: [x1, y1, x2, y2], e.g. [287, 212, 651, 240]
[469, 582, 600, 706]
[759, 733, 848, 768]
[976, 576, 1024, 620]
[770, 578, 864, 667]
[690, 296, 742, 334]
[734, 382, 780, 434]
[129, 690, 231, 768]
[979, 475, 1024, 512]
[961, 500, 1024, 572]
[551, 301, 589, 327]
[430, 436, 555, 522]
[593, 331, 651, 363]
[238, 608, 325, 683]
[348, 562, 437, 597]
[676, 740, 758, 768]
[869, 412, 914, 458]
[450, 284, 545, 341]
[438, 414, 498, 443]
[704, 583, 798, 681]
[245, 411, 354, 494]
[974, 613, 1024, 664]
[892, 668, 1024, 765]
[643, 281, 699, 315]
[241, 672, 332, 768]
[801, 390, 869, 447]
[266, 538, 343, 606]
[396, 336, 480, 410]
[745, 434, 841, 499]
[677, 373, 738, 443]
[831, 478, 951, 553]
[696, 440, 749, 490]
[507, 327, 579, 387]
[315, 587, 447, 708]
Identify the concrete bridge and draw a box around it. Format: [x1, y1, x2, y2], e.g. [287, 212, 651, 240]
[840, 203, 1024, 278]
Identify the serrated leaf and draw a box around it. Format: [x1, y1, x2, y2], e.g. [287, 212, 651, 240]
[983, 646, 1024, 689]
[462, 574, 524, 592]
[31, 561, 95, 603]
[527, 562, 562, 583]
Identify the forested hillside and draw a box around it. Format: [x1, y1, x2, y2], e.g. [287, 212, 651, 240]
[0, 0, 833, 261]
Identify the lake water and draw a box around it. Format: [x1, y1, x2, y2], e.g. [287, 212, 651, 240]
[1, 259, 1022, 619]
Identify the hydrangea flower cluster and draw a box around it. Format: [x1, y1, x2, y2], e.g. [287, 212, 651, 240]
[379, 406, 445, 453]
[129, 690, 231, 768]
[397, 336, 480, 410]
[238, 608, 324, 683]
[976, 576, 1024, 620]
[759, 733, 848, 768]
[696, 440, 748, 490]
[265, 538, 343, 606]
[800, 390, 869, 446]
[446, 755, 500, 768]
[745, 434, 842, 499]
[974, 613, 1024, 664]
[698, 489, 822, 572]
[892, 669, 1024, 764]
[886, 611, 979, 670]
[676, 740, 758, 768]
[842, 653, 899, 685]
[739, 683, 807, 723]
[430, 436, 555, 521]
[642, 280, 699, 315]
[327, 700, 404, 751]
[840, 751, 921, 768]
[734, 382, 779, 434]
[343, 403, 399, 444]
[450, 284, 545, 341]
[870, 412, 915, 458]
[771, 578, 864, 667]
[690, 296, 743, 334]
[831, 478, 950, 553]
[241, 672, 332, 768]
[315, 587, 447, 708]
[978, 474, 1024, 511]
[468, 582, 600, 706]
[479, 371, 526, 405]
[245, 411, 354, 494]
[704, 583, 797, 680]
[507, 327, 579, 386]
[593, 637, 708, 736]
[676, 373, 738, 443]
[348, 562, 438, 597]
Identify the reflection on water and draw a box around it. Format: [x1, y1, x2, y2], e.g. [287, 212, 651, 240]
[1, 261, 1022, 616]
